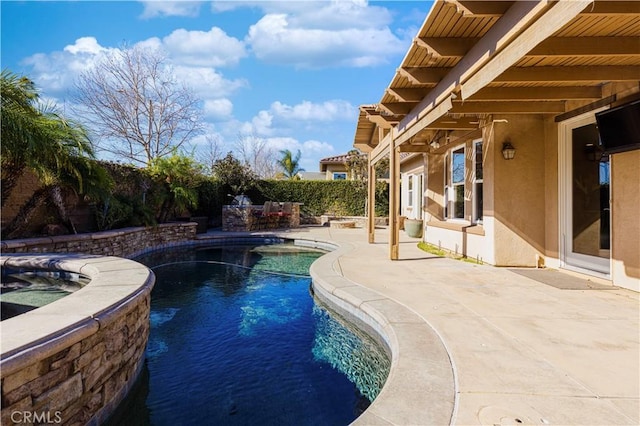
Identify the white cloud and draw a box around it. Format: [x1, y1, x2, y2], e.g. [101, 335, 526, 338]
[139, 1, 202, 18]
[172, 66, 247, 98]
[239, 110, 274, 136]
[212, 0, 405, 68]
[162, 27, 246, 67]
[203, 98, 233, 120]
[271, 100, 356, 122]
[63, 36, 106, 55]
[246, 13, 405, 68]
[23, 37, 115, 93]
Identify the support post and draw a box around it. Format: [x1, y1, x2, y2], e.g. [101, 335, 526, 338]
[367, 155, 376, 244]
[389, 137, 400, 260]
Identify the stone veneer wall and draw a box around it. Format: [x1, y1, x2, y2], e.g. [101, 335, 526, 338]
[0, 226, 196, 425]
[0, 222, 197, 257]
[222, 204, 301, 232]
[0, 285, 151, 425]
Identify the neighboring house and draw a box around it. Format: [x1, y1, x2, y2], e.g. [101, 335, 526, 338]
[297, 171, 327, 181]
[319, 154, 351, 180]
[353, 0, 639, 292]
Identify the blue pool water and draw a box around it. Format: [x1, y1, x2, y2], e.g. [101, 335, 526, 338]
[109, 243, 390, 425]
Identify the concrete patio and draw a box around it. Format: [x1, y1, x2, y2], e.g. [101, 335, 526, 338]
[242, 225, 640, 425]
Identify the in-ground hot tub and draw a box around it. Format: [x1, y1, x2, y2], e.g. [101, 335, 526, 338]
[0, 254, 154, 426]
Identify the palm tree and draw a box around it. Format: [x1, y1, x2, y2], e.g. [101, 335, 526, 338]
[1, 69, 110, 238]
[277, 149, 304, 180]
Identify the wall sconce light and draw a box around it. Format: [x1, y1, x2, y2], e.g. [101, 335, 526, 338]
[584, 143, 603, 162]
[502, 141, 516, 160]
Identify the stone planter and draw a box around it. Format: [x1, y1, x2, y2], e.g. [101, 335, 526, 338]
[404, 219, 423, 238]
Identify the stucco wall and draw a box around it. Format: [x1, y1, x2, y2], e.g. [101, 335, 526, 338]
[425, 153, 445, 220]
[611, 150, 640, 292]
[491, 115, 547, 266]
[324, 164, 349, 180]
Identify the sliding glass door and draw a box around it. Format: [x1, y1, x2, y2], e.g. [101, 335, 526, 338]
[560, 113, 611, 275]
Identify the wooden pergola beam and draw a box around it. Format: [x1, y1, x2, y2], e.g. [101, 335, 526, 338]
[495, 65, 640, 83]
[579, 1, 640, 15]
[399, 144, 431, 153]
[528, 37, 640, 57]
[368, 114, 398, 129]
[427, 116, 479, 130]
[461, 0, 592, 99]
[379, 102, 419, 116]
[387, 87, 429, 102]
[451, 100, 566, 114]
[415, 36, 640, 59]
[444, 0, 512, 17]
[399, 67, 450, 85]
[468, 86, 603, 101]
[416, 37, 479, 58]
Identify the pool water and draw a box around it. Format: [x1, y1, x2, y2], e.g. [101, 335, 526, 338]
[110, 243, 390, 425]
[0, 268, 89, 321]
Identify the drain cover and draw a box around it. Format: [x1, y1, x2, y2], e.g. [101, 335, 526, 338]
[478, 406, 535, 425]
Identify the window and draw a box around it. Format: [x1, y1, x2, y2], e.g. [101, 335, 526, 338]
[407, 175, 414, 207]
[473, 140, 483, 223]
[450, 147, 465, 219]
[332, 172, 347, 180]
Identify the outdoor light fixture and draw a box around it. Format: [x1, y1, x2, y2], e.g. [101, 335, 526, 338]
[502, 141, 516, 160]
[584, 143, 603, 162]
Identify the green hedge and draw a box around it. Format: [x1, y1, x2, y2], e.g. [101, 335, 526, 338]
[196, 179, 389, 219]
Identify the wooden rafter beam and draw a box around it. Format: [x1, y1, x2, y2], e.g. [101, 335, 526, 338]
[416, 37, 479, 58]
[468, 86, 603, 101]
[399, 67, 450, 85]
[444, 0, 512, 17]
[451, 100, 566, 114]
[399, 144, 431, 153]
[368, 114, 398, 129]
[416, 36, 640, 59]
[379, 102, 418, 116]
[426, 116, 479, 130]
[495, 65, 640, 83]
[460, 0, 592, 99]
[387, 87, 429, 102]
[579, 1, 640, 15]
[528, 37, 640, 57]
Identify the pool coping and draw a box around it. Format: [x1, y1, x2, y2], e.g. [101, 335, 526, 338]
[294, 237, 457, 425]
[0, 254, 155, 375]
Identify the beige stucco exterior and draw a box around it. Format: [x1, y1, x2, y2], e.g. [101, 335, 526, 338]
[322, 163, 349, 180]
[611, 150, 640, 292]
[401, 88, 639, 291]
[359, 0, 639, 292]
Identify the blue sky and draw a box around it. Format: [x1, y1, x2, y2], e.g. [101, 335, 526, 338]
[1, 1, 430, 172]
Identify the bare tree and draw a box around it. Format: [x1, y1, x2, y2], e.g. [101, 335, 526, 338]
[198, 134, 223, 174]
[234, 133, 277, 178]
[74, 45, 203, 166]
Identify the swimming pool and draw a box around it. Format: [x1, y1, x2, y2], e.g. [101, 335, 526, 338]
[108, 243, 390, 425]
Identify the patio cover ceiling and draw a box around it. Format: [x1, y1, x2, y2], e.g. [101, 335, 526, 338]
[354, 0, 640, 163]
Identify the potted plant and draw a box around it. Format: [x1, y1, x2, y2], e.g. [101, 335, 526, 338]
[404, 218, 423, 238]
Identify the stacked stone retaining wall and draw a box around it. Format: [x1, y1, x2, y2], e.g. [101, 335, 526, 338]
[0, 222, 197, 257]
[0, 291, 150, 425]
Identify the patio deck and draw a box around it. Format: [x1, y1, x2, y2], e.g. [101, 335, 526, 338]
[200, 225, 639, 425]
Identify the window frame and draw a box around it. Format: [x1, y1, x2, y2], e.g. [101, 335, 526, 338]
[332, 172, 347, 180]
[448, 145, 465, 220]
[473, 139, 483, 224]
